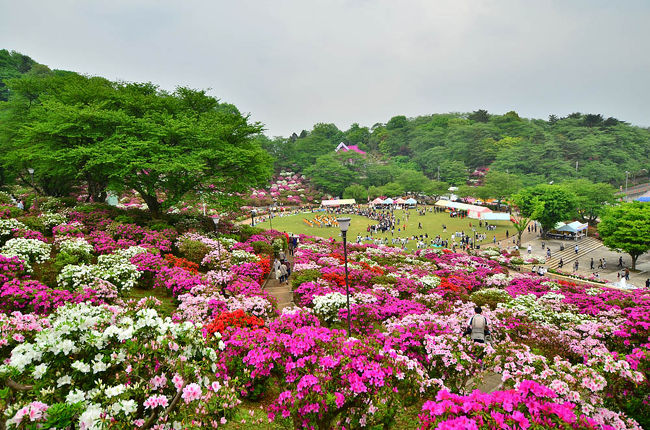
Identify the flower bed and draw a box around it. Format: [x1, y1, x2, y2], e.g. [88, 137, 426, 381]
[0, 206, 647, 429]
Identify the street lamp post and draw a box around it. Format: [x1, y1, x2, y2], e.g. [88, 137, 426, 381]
[337, 217, 352, 337]
[251, 209, 256, 226]
[27, 168, 37, 210]
[625, 171, 630, 201]
[213, 216, 226, 295]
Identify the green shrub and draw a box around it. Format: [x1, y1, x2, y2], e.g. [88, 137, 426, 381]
[114, 214, 136, 224]
[370, 275, 397, 285]
[177, 238, 211, 264]
[469, 288, 512, 309]
[0, 191, 13, 205]
[21, 216, 46, 233]
[272, 238, 286, 254]
[291, 269, 321, 290]
[251, 240, 274, 256]
[0, 205, 23, 219]
[238, 225, 265, 242]
[148, 221, 174, 231]
[53, 251, 84, 272]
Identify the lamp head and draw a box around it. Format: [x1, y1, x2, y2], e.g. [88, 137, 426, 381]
[212, 216, 220, 226]
[27, 168, 34, 175]
[337, 217, 351, 233]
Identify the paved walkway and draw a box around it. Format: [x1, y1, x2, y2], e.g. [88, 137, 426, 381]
[264, 253, 295, 311]
[519, 233, 649, 289]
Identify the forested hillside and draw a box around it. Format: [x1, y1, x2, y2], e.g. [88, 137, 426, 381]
[261, 110, 650, 197]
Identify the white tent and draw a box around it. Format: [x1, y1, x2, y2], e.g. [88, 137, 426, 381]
[434, 200, 492, 219]
[321, 199, 356, 207]
[405, 198, 417, 205]
[481, 212, 511, 221]
[383, 198, 394, 204]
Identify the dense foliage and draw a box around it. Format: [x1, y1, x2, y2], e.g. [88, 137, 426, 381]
[263, 110, 650, 196]
[0, 53, 273, 214]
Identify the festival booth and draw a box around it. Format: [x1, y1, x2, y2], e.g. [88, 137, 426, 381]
[394, 197, 407, 209]
[480, 212, 512, 221]
[321, 199, 356, 207]
[548, 221, 588, 240]
[370, 197, 384, 207]
[383, 198, 394, 205]
[635, 191, 650, 202]
[405, 197, 417, 208]
[434, 200, 492, 219]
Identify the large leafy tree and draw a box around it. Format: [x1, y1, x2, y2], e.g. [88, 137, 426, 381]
[513, 185, 577, 237]
[475, 170, 522, 209]
[1, 72, 272, 214]
[598, 202, 650, 269]
[560, 179, 618, 225]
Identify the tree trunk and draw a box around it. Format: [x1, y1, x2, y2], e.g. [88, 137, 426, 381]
[631, 254, 638, 270]
[141, 193, 162, 216]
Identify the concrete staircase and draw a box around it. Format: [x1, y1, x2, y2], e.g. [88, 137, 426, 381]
[545, 237, 603, 270]
[264, 254, 295, 311]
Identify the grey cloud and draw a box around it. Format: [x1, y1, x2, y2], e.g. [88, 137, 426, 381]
[0, 0, 648, 136]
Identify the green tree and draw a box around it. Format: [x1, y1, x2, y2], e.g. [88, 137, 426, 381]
[476, 170, 522, 209]
[1, 73, 272, 214]
[305, 153, 355, 196]
[379, 182, 405, 197]
[598, 202, 650, 269]
[560, 179, 618, 225]
[342, 184, 368, 201]
[422, 181, 449, 201]
[513, 185, 577, 237]
[468, 109, 489, 123]
[438, 160, 469, 186]
[396, 170, 430, 193]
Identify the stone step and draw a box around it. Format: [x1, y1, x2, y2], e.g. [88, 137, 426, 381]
[546, 241, 604, 269]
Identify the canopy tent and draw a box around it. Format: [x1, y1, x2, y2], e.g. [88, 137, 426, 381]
[394, 197, 407, 204]
[370, 197, 384, 205]
[635, 191, 650, 202]
[321, 199, 356, 207]
[434, 200, 492, 219]
[556, 221, 588, 233]
[550, 221, 588, 239]
[405, 198, 417, 205]
[480, 212, 511, 221]
[383, 198, 394, 204]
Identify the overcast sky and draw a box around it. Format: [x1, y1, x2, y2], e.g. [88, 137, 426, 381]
[1, 0, 649, 136]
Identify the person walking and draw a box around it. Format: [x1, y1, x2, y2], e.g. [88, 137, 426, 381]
[598, 258, 603, 269]
[279, 262, 288, 284]
[278, 249, 286, 263]
[646, 278, 650, 289]
[465, 306, 490, 344]
[559, 258, 563, 268]
[546, 248, 551, 259]
[527, 244, 532, 255]
[590, 258, 594, 270]
[574, 260, 579, 272]
[574, 244, 579, 255]
[618, 256, 623, 268]
[625, 267, 630, 281]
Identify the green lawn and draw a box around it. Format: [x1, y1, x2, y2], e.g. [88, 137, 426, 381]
[254, 207, 513, 251]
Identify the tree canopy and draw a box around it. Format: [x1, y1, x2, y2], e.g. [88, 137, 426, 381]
[513, 185, 577, 235]
[598, 202, 650, 270]
[0, 68, 272, 214]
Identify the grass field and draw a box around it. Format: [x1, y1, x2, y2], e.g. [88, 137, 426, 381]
[254, 207, 513, 251]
